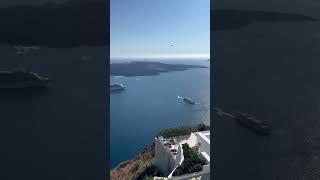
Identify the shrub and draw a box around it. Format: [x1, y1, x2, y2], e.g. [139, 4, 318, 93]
[172, 143, 206, 176]
[157, 124, 210, 138]
[144, 176, 154, 180]
[197, 124, 210, 131]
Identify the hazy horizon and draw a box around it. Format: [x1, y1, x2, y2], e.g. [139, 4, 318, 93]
[110, 53, 210, 60]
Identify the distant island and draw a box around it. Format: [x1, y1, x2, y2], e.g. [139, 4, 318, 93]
[110, 61, 208, 77]
[212, 9, 317, 31]
[0, 0, 107, 48]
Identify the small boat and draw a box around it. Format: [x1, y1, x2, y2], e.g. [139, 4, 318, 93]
[234, 112, 272, 135]
[110, 83, 126, 92]
[182, 97, 195, 105]
[0, 69, 50, 89]
[14, 45, 40, 56]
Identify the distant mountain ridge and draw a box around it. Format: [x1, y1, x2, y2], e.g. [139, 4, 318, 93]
[212, 9, 317, 31]
[110, 61, 207, 77]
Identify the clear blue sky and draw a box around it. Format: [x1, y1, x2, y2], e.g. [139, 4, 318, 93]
[111, 0, 210, 59]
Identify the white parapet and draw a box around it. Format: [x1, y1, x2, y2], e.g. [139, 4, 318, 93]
[154, 136, 182, 176]
[154, 131, 211, 179]
[154, 137, 171, 175]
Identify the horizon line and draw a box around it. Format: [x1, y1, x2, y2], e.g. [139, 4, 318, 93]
[110, 53, 210, 60]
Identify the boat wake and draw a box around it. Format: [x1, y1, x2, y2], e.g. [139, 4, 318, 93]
[214, 107, 234, 118]
[111, 76, 124, 80]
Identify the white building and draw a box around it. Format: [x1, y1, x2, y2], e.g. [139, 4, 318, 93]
[154, 131, 210, 180]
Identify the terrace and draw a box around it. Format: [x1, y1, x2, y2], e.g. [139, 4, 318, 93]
[154, 131, 210, 180]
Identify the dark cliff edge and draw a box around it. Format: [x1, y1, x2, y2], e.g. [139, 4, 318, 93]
[212, 10, 317, 31]
[110, 61, 208, 77]
[0, 0, 108, 48]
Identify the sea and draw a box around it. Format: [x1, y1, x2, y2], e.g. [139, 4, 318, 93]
[0, 44, 107, 180]
[213, 18, 320, 179]
[110, 59, 210, 168]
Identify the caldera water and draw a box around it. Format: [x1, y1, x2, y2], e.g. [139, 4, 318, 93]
[110, 59, 210, 167]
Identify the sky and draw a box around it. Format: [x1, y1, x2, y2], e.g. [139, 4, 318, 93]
[110, 0, 210, 59]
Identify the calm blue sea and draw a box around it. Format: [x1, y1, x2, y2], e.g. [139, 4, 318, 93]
[110, 59, 210, 168]
[0, 44, 107, 179]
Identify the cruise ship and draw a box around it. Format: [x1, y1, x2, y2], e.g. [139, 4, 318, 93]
[182, 97, 196, 105]
[110, 83, 126, 91]
[234, 112, 272, 135]
[0, 70, 50, 89]
[14, 46, 40, 56]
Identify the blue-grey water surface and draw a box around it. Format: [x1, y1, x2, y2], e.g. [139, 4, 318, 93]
[0, 44, 107, 180]
[214, 19, 320, 179]
[110, 59, 210, 167]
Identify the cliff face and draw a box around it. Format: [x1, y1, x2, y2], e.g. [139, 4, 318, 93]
[110, 143, 158, 180]
[0, 0, 108, 47]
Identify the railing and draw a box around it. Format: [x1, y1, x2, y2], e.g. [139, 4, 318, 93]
[154, 168, 210, 180]
[171, 165, 210, 180]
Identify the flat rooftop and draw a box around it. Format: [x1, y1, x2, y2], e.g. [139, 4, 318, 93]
[197, 130, 210, 144]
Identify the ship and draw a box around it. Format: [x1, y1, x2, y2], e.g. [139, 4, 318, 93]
[14, 46, 40, 56]
[182, 97, 195, 105]
[110, 83, 126, 92]
[0, 70, 50, 89]
[234, 112, 271, 135]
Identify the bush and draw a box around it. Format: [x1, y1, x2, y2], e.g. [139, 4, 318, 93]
[197, 124, 210, 131]
[135, 164, 164, 180]
[172, 143, 206, 176]
[144, 176, 154, 180]
[157, 124, 210, 138]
